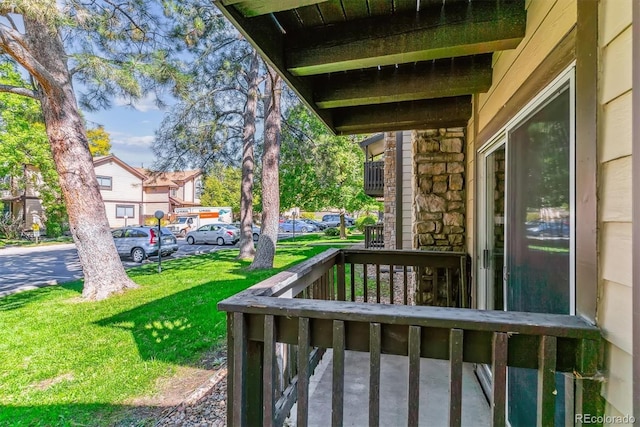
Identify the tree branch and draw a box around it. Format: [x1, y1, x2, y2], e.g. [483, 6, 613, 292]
[0, 25, 58, 91]
[0, 84, 38, 99]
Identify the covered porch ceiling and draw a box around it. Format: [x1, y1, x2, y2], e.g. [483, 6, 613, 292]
[215, 0, 526, 135]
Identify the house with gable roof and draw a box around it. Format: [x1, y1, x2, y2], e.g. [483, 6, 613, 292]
[134, 169, 203, 221]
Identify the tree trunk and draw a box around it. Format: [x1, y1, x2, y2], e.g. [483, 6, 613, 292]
[237, 51, 259, 260]
[250, 66, 281, 270]
[339, 210, 347, 239]
[24, 18, 137, 300]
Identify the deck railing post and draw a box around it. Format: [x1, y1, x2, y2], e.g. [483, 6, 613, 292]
[337, 252, 346, 301]
[263, 315, 276, 427]
[246, 329, 264, 426]
[575, 338, 603, 426]
[537, 335, 557, 427]
[227, 312, 236, 426]
[232, 312, 247, 427]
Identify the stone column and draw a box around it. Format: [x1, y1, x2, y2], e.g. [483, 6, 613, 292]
[383, 132, 396, 249]
[413, 128, 466, 252]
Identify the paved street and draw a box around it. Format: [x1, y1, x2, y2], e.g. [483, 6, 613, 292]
[0, 239, 231, 297]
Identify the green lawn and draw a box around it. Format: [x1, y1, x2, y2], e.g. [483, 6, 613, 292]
[0, 236, 73, 248]
[0, 234, 363, 426]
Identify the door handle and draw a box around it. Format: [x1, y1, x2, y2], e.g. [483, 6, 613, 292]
[482, 249, 490, 269]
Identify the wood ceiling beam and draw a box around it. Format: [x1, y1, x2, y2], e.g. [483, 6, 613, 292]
[313, 55, 493, 109]
[221, 0, 327, 18]
[286, 0, 525, 76]
[332, 96, 472, 135]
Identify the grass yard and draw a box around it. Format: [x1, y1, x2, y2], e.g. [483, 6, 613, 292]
[0, 236, 73, 248]
[0, 234, 363, 426]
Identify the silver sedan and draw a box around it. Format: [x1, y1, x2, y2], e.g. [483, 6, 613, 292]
[185, 224, 239, 246]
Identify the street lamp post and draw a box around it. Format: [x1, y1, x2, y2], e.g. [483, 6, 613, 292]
[154, 210, 164, 273]
[292, 211, 296, 240]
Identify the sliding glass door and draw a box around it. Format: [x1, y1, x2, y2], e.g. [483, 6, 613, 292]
[477, 68, 575, 426]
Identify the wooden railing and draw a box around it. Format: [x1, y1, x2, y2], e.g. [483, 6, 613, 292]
[364, 160, 384, 197]
[219, 249, 601, 427]
[337, 249, 469, 307]
[364, 224, 384, 249]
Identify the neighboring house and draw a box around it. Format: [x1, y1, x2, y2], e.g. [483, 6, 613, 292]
[93, 155, 146, 228]
[217, 0, 637, 425]
[135, 169, 202, 220]
[0, 165, 45, 230]
[1, 155, 202, 230]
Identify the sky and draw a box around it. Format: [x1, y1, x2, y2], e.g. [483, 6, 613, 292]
[83, 94, 166, 169]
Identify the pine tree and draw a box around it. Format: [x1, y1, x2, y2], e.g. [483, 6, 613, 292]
[0, 1, 184, 300]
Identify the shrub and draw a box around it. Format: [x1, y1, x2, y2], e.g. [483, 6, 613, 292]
[144, 217, 170, 226]
[44, 220, 63, 238]
[324, 227, 339, 236]
[0, 212, 24, 239]
[300, 212, 316, 220]
[355, 214, 378, 231]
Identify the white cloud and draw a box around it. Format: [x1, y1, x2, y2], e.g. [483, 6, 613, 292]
[114, 93, 160, 112]
[112, 134, 155, 147]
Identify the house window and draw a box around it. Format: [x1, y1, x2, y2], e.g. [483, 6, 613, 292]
[97, 175, 112, 190]
[116, 205, 135, 218]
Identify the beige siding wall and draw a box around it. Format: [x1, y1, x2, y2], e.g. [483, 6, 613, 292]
[183, 179, 195, 203]
[143, 201, 170, 218]
[466, 108, 476, 306]
[94, 160, 143, 228]
[467, 0, 634, 420]
[402, 130, 414, 249]
[94, 161, 143, 204]
[471, 0, 577, 311]
[598, 0, 633, 419]
[477, 0, 576, 134]
[142, 189, 169, 216]
[466, 111, 475, 258]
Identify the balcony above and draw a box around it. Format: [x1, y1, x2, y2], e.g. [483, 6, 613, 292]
[0, 189, 17, 201]
[214, 0, 526, 134]
[364, 160, 384, 198]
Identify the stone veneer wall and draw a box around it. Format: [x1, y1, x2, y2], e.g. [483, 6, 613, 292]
[413, 128, 466, 252]
[383, 132, 396, 249]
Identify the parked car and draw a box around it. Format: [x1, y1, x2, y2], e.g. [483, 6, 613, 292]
[300, 219, 327, 230]
[185, 223, 239, 245]
[111, 226, 179, 263]
[231, 222, 261, 242]
[321, 214, 355, 227]
[279, 220, 317, 233]
[526, 219, 570, 237]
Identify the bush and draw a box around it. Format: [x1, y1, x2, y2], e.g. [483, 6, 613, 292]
[44, 220, 63, 238]
[144, 217, 170, 226]
[300, 212, 316, 220]
[324, 227, 339, 237]
[0, 212, 24, 239]
[355, 214, 378, 231]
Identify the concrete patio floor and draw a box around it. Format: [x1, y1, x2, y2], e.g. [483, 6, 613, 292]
[288, 350, 490, 427]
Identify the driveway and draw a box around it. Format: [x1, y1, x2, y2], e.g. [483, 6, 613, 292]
[0, 231, 302, 297]
[0, 239, 231, 297]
